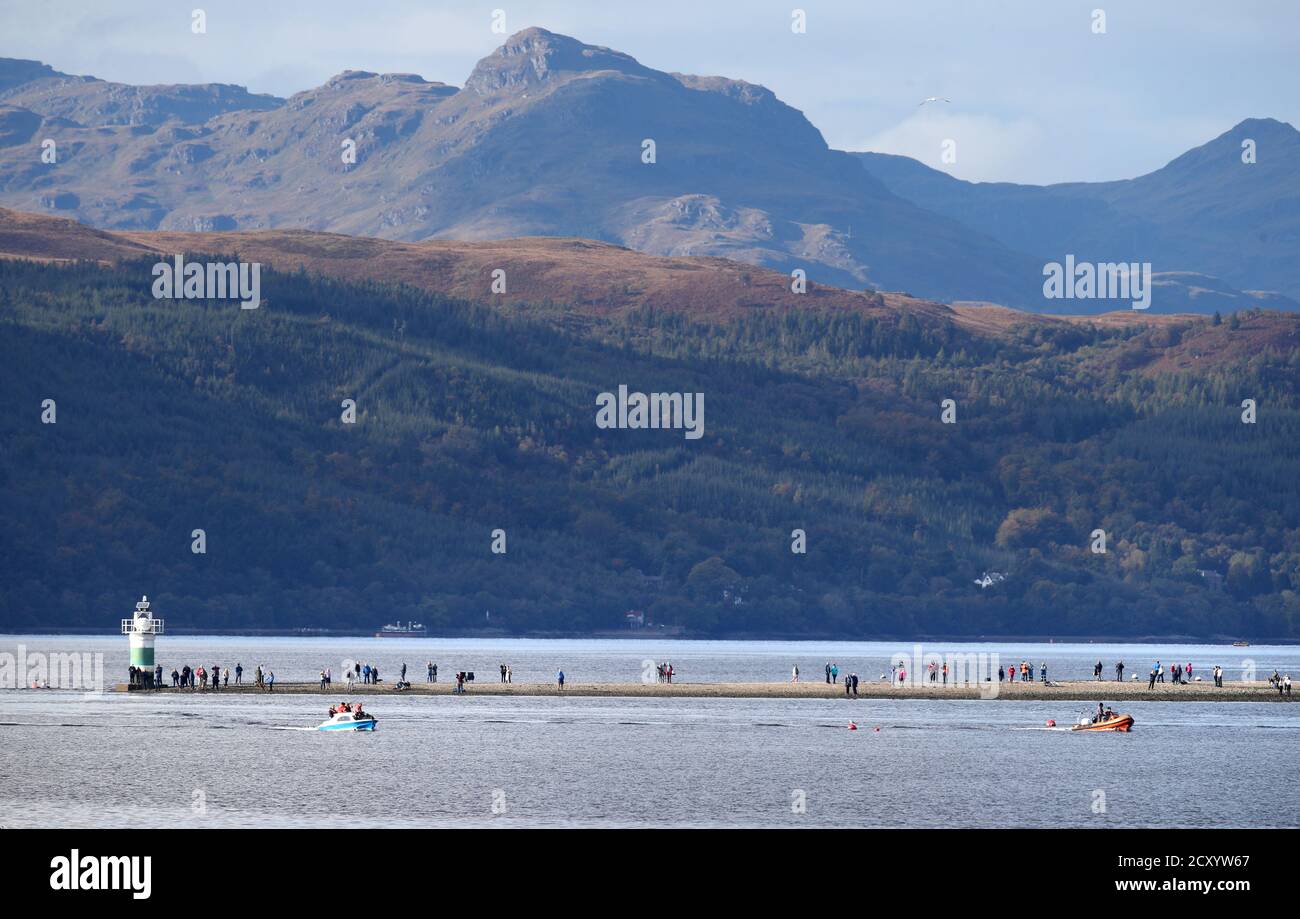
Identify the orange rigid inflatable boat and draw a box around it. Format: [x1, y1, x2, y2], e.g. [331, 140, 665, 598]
[1070, 713, 1135, 732]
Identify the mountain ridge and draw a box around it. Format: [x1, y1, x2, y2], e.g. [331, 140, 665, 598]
[0, 29, 1045, 307]
[853, 117, 1300, 305]
[0, 30, 1293, 313]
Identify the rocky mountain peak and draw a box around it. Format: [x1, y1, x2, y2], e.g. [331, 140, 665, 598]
[465, 27, 654, 95]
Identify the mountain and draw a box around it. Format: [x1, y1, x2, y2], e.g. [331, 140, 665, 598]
[0, 29, 1043, 306]
[3, 35, 1294, 313]
[1, 212, 1299, 637]
[0, 57, 282, 126]
[853, 118, 1300, 310]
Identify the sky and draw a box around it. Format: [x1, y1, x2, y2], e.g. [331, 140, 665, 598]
[1, 0, 1296, 184]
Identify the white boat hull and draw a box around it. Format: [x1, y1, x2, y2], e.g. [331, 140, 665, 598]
[317, 716, 377, 732]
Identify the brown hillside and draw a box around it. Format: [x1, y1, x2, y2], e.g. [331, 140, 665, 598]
[2, 205, 955, 324]
[5, 206, 1296, 372]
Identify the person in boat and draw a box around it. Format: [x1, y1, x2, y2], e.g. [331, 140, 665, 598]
[1092, 702, 1111, 724]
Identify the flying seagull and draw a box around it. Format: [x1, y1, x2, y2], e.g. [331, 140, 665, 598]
[919, 96, 952, 106]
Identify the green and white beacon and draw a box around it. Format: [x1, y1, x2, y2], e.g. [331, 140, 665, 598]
[121, 595, 164, 669]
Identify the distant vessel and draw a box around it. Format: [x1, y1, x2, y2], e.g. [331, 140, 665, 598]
[1232, 640, 1250, 647]
[375, 621, 427, 638]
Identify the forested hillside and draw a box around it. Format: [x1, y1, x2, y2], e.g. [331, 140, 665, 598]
[2, 257, 1297, 638]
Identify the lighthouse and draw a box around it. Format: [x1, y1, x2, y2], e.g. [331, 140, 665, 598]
[121, 596, 164, 682]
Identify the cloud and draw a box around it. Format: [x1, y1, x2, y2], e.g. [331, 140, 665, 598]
[856, 112, 1049, 184]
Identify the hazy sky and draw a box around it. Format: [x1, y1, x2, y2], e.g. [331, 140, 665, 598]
[1, 0, 1295, 184]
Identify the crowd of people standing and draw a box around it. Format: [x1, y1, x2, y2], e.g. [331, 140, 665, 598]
[130, 661, 255, 691]
[123, 653, 1292, 700]
[997, 661, 1049, 683]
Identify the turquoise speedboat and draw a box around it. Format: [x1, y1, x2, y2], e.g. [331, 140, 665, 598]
[317, 710, 377, 732]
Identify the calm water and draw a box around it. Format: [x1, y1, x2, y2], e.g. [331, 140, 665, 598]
[2, 637, 1297, 828]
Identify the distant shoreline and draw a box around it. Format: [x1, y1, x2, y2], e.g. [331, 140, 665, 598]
[112, 679, 1296, 703]
[5, 630, 1288, 645]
